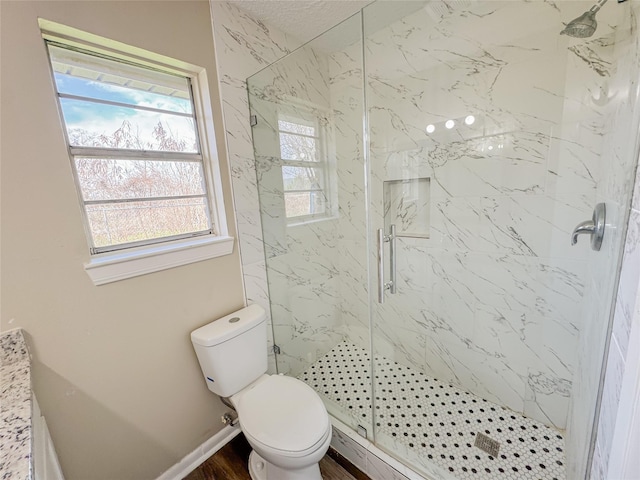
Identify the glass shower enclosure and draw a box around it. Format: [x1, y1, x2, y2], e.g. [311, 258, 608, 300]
[247, 2, 640, 479]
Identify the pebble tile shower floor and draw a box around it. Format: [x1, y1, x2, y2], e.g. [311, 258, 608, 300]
[299, 342, 566, 480]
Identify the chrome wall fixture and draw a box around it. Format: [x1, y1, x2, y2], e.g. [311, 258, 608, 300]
[571, 203, 606, 251]
[561, 0, 627, 38]
[377, 224, 397, 303]
[389, 224, 397, 295]
[561, 0, 608, 38]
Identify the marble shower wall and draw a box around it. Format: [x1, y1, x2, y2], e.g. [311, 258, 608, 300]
[210, 1, 302, 374]
[361, 0, 632, 432]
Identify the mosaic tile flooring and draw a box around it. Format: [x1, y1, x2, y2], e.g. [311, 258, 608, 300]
[299, 342, 566, 480]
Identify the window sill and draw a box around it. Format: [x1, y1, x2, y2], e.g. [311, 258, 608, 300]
[84, 235, 234, 286]
[287, 214, 338, 228]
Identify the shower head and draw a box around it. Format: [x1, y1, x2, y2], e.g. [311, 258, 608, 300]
[561, 0, 608, 38]
[561, 9, 599, 38]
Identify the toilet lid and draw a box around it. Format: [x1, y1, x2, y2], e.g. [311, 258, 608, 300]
[235, 375, 329, 453]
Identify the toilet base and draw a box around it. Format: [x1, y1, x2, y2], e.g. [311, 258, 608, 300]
[248, 450, 322, 480]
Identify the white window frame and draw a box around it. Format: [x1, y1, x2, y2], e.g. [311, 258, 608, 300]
[277, 110, 334, 226]
[40, 19, 233, 285]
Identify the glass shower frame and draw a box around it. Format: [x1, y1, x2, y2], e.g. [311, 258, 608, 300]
[247, 13, 374, 438]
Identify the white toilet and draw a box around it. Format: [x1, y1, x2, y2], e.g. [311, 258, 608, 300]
[190, 304, 331, 480]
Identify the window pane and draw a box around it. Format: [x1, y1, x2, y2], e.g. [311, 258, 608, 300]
[278, 120, 315, 136]
[75, 158, 206, 201]
[54, 73, 192, 115]
[282, 166, 323, 191]
[279, 132, 318, 161]
[49, 45, 192, 113]
[284, 191, 327, 218]
[86, 198, 211, 248]
[60, 98, 197, 152]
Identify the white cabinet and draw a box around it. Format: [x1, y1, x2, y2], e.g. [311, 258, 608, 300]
[32, 395, 65, 480]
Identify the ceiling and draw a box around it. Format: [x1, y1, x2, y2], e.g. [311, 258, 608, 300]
[227, 0, 372, 44]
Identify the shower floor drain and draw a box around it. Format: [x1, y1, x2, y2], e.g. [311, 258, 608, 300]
[299, 341, 566, 480]
[474, 432, 500, 457]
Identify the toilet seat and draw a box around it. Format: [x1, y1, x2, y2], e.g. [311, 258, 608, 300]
[233, 375, 330, 457]
[243, 419, 331, 461]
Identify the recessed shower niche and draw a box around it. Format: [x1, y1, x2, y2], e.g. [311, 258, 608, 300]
[383, 177, 430, 239]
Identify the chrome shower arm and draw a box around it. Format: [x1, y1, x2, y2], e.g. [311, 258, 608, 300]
[590, 0, 608, 13]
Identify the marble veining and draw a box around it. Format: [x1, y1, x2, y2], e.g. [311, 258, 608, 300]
[0, 328, 32, 480]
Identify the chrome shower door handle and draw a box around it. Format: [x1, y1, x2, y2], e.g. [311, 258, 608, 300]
[389, 224, 397, 295]
[377, 226, 397, 303]
[571, 203, 606, 251]
[377, 228, 385, 303]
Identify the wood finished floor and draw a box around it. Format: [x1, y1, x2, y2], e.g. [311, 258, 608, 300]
[184, 433, 368, 480]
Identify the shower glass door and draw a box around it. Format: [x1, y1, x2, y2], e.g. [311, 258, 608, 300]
[247, 13, 374, 436]
[364, 1, 639, 479]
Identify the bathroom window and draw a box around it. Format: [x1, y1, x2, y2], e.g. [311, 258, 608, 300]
[41, 19, 232, 285]
[278, 114, 331, 223]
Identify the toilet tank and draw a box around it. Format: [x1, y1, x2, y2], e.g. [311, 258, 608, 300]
[191, 304, 268, 397]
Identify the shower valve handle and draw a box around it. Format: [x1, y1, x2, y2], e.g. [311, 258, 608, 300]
[571, 203, 606, 251]
[571, 221, 596, 244]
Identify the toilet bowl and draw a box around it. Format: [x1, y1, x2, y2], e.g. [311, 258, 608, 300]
[233, 375, 331, 480]
[190, 305, 331, 480]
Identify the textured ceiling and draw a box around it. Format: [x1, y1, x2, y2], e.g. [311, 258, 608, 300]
[228, 0, 372, 44]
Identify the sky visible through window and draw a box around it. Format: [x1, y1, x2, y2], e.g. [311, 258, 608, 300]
[55, 72, 197, 152]
[55, 74, 192, 113]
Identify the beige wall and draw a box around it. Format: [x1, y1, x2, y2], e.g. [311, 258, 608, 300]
[0, 2, 245, 479]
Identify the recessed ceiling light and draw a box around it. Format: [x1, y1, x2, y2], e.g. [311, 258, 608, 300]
[464, 115, 475, 126]
[426, 124, 435, 133]
[445, 120, 455, 129]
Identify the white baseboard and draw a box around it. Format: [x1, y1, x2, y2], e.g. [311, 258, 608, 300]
[155, 425, 241, 480]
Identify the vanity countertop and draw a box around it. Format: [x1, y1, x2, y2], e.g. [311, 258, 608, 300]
[1, 328, 32, 480]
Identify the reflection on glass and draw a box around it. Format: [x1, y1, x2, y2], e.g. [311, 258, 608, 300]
[281, 166, 323, 191]
[279, 132, 318, 161]
[284, 191, 327, 218]
[278, 119, 315, 136]
[278, 116, 328, 220]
